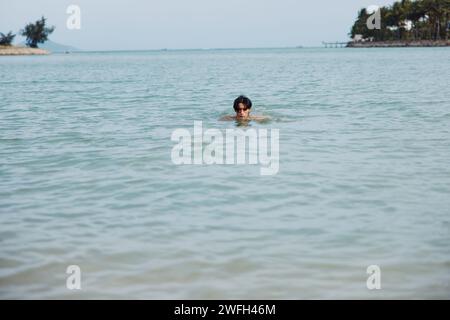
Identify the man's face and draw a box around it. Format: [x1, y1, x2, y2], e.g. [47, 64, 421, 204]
[235, 103, 250, 119]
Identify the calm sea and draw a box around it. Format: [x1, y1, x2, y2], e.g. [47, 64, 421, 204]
[0, 48, 449, 299]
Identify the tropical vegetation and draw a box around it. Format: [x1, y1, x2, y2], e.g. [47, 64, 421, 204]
[350, 0, 450, 41]
[20, 16, 55, 48]
[0, 31, 15, 46]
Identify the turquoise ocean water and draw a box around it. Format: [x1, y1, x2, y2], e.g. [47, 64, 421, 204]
[0, 48, 449, 298]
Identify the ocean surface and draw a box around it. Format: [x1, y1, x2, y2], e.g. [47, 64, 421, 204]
[0, 47, 449, 299]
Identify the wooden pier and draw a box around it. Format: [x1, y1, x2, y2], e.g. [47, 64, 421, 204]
[322, 41, 348, 48]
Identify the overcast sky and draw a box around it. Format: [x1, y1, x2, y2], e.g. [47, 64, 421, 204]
[0, 0, 396, 50]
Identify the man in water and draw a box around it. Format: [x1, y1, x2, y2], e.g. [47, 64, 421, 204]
[220, 95, 269, 122]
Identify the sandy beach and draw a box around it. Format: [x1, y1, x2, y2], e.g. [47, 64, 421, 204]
[0, 45, 49, 55]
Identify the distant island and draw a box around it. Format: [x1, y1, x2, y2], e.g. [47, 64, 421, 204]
[348, 0, 449, 47]
[37, 40, 80, 53]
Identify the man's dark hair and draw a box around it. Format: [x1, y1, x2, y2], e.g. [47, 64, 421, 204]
[233, 95, 252, 111]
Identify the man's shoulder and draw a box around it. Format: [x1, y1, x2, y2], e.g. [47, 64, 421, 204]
[219, 115, 236, 121]
[250, 115, 271, 121]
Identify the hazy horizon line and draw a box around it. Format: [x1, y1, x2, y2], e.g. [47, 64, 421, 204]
[50, 44, 346, 52]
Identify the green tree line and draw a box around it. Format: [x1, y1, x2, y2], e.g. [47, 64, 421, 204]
[350, 0, 450, 41]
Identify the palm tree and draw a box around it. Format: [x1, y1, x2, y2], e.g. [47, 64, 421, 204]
[383, 5, 399, 39]
[350, 8, 367, 39]
[391, 1, 406, 39]
[421, 0, 450, 39]
[407, 0, 427, 39]
[0, 31, 15, 46]
[445, 5, 449, 40]
[20, 16, 55, 48]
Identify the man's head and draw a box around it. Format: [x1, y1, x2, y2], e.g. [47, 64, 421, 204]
[233, 95, 252, 119]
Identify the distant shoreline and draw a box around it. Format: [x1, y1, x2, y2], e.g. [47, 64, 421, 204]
[347, 40, 450, 48]
[2, 43, 449, 54]
[0, 45, 50, 56]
